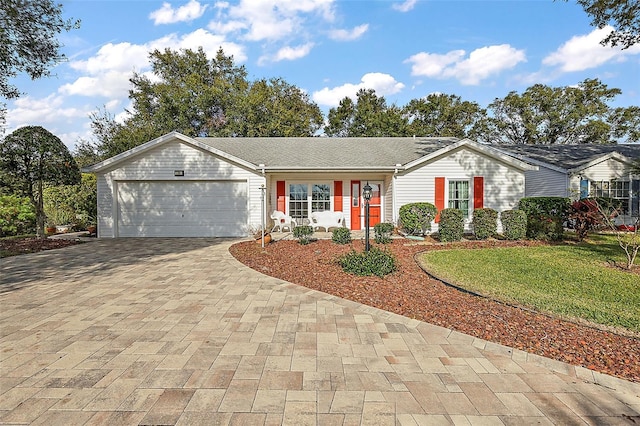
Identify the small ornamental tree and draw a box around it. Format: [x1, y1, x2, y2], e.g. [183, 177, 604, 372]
[595, 200, 640, 270]
[568, 199, 605, 241]
[0, 126, 80, 238]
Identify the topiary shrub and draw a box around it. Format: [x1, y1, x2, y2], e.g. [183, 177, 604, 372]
[398, 202, 437, 235]
[518, 197, 570, 241]
[374, 222, 394, 244]
[472, 208, 498, 240]
[332, 227, 352, 244]
[338, 247, 397, 277]
[438, 208, 464, 242]
[500, 209, 527, 240]
[293, 225, 314, 245]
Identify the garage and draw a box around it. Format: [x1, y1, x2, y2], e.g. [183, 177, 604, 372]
[116, 180, 248, 237]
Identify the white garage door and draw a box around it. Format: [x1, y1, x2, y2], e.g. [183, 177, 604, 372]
[116, 180, 248, 237]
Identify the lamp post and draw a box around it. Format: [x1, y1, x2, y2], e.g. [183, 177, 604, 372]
[362, 181, 372, 252]
[260, 184, 266, 248]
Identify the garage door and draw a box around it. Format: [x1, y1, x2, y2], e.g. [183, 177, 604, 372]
[116, 180, 248, 237]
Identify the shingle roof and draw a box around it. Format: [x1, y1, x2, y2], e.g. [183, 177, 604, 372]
[495, 144, 640, 170]
[196, 136, 460, 169]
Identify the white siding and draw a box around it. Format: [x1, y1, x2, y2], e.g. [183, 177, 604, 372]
[395, 147, 526, 231]
[569, 158, 630, 198]
[524, 167, 568, 197]
[96, 140, 264, 238]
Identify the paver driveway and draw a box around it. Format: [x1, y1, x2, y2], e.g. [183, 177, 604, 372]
[1, 238, 639, 425]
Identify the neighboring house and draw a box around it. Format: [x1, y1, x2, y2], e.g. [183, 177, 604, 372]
[83, 132, 537, 238]
[497, 144, 640, 223]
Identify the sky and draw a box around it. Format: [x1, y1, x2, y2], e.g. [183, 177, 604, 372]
[5, 0, 640, 150]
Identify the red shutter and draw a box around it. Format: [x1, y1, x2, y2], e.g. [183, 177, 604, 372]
[276, 181, 286, 212]
[435, 177, 445, 222]
[473, 176, 484, 209]
[334, 181, 343, 212]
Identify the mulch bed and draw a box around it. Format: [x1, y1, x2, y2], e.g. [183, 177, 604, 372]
[0, 237, 81, 258]
[230, 238, 640, 383]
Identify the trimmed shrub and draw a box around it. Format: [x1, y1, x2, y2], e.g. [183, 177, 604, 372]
[438, 208, 464, 242]
[293, 225, 314, 245]
[0, 195, 36, 237]
[332, 227, 352, 244]
[398, 202, 437, 235]
[518, 197, 570, 241]
[338, 247, 397, 277]
[500, 209, 527, 240]
[472, 208, 498, 240]
[374, 222, 394, 244]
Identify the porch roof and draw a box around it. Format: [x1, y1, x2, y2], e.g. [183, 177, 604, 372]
[196, 136, 460, 170]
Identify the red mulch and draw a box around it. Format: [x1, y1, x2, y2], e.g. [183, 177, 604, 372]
[0, 237, 81, 257]
[229, 238, 640, 383]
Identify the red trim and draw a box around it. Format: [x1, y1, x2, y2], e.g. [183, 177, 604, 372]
[276, 181, 286, 212]
[435, 177, 445, 223]
[473, 176, 484, 209]
[334, 181, 343, 212]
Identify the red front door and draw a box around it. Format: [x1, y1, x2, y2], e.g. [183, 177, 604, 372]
[350, 181, 361, 230]
[367, 182, 381, 228]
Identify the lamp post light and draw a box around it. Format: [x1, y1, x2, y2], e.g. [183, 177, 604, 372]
[362, 181, 372, 252]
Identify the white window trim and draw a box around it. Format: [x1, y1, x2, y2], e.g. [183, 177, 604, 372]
[446, 178, 472, 220]
[286, 181, 333, 217]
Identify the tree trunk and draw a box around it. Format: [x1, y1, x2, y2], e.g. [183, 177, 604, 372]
[36, 179, 46, 239]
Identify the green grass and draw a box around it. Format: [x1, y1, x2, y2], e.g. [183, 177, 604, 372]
[419, 234, 640, 333]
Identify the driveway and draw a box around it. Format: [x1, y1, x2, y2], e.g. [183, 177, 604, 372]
[1, 238, 638, 425]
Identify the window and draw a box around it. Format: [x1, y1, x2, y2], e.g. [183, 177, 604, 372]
[591, 180, 630, 214]
[288, 183, 331, 220]
[448, 180, 470, 218]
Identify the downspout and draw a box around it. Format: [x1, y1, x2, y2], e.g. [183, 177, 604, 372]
[393, 164, 400, 225]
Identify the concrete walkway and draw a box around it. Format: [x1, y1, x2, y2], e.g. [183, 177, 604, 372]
[1, 238, 638, 425]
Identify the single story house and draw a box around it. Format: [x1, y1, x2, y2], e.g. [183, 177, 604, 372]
[83, 132, 540, 238]
[496, 144, 640, 222]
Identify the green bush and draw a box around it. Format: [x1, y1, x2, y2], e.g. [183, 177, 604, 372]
[438, 208, 464, 242]
[332, 227, 352, 244]
[0, 195, 36, 237]
[338, 246, 397, 277]
[500, 209, 527, 240]
[472, 208, 498, 240]
[293, 225, 314, 245]
[42, 174, 97, 229]
[398, 202, 437, 235]
[518, 197, 570, 241]
[374, 222, 394, 244]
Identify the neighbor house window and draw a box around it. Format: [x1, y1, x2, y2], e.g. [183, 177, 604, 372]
[448, 180, 470, 218]
[591, 180, 630, 214]
[289, 183, 331, 220]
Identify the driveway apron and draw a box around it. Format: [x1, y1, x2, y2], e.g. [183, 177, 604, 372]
[1, 238, 638, 425]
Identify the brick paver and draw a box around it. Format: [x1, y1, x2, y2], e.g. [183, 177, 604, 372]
[1, 238, 639, 425]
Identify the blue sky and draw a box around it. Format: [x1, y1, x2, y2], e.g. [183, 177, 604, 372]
[5, 0, 640, 149]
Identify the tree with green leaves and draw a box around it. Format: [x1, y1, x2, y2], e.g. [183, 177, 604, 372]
[571, 0, 640, 49]
[404, 93, 487, 138]
[481, 78, 629, 144]
[0, 0, 80, 127]
[0, 126, 80, 238]
[239, 77, 323, 137]
[325, 89, 408, 137]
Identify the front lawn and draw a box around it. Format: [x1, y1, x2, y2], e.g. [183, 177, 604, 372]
[418, 234, 640, 333]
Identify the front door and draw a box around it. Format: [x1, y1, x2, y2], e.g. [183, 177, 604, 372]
[366, 182, 382, 228]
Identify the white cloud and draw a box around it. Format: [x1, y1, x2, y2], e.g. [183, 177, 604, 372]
[260, 43, 315, 65]
[328, 24, 369, 41]
[312, 72, 405, 106]
[543, 25, 640, 72]
[405, 44, 526, 85]
[150, 0, 208, 25]
[392, 0, 417, 12]
[62, 29, 246, 100]
[210, 0, 336, 42]
[6, 95, 93, 149]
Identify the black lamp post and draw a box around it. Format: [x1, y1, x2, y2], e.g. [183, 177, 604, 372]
[362, 181, 372, 252]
